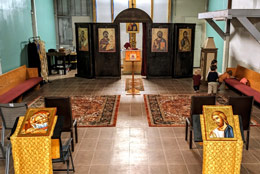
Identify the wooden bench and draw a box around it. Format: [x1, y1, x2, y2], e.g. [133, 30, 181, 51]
[225, 65, 260, 104]
[0, 65, 43, 103]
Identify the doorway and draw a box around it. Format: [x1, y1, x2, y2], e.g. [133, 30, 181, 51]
[114, 8, 152, 78]
[120, 23, 144, 77]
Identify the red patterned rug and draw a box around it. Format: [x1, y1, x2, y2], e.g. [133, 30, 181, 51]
[29, 95, 120, 127]
[125, 78, 144, 91]
[144, 94, 259, 127]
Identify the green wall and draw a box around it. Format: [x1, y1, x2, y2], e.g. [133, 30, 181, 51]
[0, 0, 56, 74]
[207, 0, 228, 72]
[35, 0, 56, 50]
[0, 0, 33, 73]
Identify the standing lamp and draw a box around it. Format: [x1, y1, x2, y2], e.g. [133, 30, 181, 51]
[200, 37, 218, 83]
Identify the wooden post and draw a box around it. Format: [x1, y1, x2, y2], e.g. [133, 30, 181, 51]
[111, 0, 114, 22]
[228, 0, 232, 9]
[168, 0, 171, 22]
[132, 61, 134, 93]
[223, 0, 232, 72]
[93, 0, 96, 22]
[127, 61, 140, 95]
[126, 50, 141, 95]
[151, 0, 154, 20]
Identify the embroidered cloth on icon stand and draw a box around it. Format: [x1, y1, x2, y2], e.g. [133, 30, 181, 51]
[11, 116, 59, 174]
[144, 94, 260, 127]
[200, 114, 243, 174]
[29, 95, 120, 127]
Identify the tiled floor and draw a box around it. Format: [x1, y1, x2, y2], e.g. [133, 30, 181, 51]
[1, 72, 260, 174]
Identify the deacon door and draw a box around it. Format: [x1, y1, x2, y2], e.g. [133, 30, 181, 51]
[146, 23, 174, 78]
[75, 23, 95, 78]
[93, 23, 121, 78]
[173, 23, 195, 78]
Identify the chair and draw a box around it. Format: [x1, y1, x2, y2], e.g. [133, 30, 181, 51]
[52, 115, 75, 173]
[228, 96, 254, 150]
[0, 103, 27, 174]
[185, 96, 216, 149]
[44, 97, 78, 152]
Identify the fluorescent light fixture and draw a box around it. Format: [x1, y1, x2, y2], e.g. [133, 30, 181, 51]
[213, 17, 226, 21]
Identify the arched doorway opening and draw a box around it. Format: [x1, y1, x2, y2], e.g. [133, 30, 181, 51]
[114, 8, 152, 77]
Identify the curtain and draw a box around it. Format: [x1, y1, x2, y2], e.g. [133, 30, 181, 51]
[141, 23, 147, 76]
[28, 41, 41, 77]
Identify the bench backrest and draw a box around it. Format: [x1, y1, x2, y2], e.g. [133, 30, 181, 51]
[0, 65, 27, 96]
[227, 65, 260, 93]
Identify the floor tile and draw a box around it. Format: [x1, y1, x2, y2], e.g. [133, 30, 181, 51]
[78, 138, 97, 151]
[92, 150, 112, 165]
[186, 164, 202, 174]
[111, 150, 130, 165]
[96, 138, 114, 151]
[243, 164, 260, 174]
[161, 138, 179, 150]
[74, 151, 94, 166]
[109, 165, 130, 174]
[148, 150, 166, 165]
[165, 149, 185, 164]
[84, 128, 100, 139]
[149, 165, 169, 174]
[147, 137, 163, 150]
[181, 150, 202, 164]
[242, 151, 259, 163]
[130, 165, 149, 174]
[74, 166, 90, 174]
[168, 165, 189, 174]
[89, 165, 109, 174]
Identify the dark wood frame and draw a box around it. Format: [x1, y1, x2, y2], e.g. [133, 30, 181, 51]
[75, 23, 95, 78]
[173, 23, 196, 78]
[75, 10, 197, 79]
[146, 23, 174, 78]
[93, 23, 121, 78]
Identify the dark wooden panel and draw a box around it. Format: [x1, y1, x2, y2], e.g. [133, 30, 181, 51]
[114, 8, 152, 23]
[173, 23, 196, 78]
[93, 23, 121, 78]
[146, 23, 174, 78]
[75, 23, 95, 78]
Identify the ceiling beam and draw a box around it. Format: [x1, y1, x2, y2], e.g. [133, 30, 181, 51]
[206, 19, 227, 40]
[237, 17, 260, 44]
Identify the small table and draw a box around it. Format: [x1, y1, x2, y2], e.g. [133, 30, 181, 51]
[69, 52, 77, 69]
[125, 50, 141, 95]
[46, 51, 71, 75]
